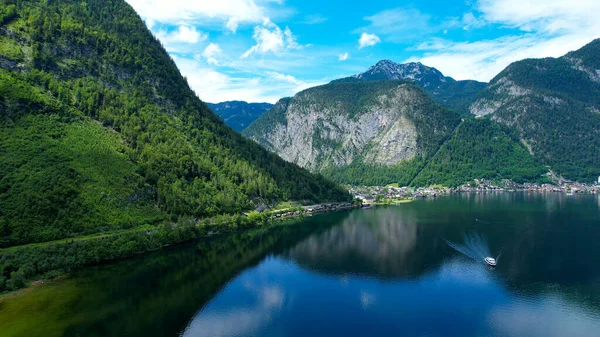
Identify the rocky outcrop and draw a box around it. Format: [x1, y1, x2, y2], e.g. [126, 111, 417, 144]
[354, 60, 447, 87]
[243, 81, 460, 172]
[347, 60, 487, 115]
[469, 77, 531, 117]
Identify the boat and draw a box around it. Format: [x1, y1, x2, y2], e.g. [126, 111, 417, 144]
[485, 257, 497, 267]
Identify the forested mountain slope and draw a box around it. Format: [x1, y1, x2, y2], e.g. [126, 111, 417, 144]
[0, 0, 348, 247]
[411, 118, 547, 187]
[207, 101, 273, 132]
[470, 39, 600, 182]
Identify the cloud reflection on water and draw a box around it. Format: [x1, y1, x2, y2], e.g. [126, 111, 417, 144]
[488, 295, 600, 337]
[181, 285, 284, 337]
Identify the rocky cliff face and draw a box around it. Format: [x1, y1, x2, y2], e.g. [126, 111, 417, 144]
[469, 77, 532, 118]
[243, 80, 460, 172]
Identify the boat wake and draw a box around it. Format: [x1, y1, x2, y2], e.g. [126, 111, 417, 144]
[445, 232, 499, 265]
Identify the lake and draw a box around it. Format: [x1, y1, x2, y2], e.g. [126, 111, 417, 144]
[1, 193, 600, 337]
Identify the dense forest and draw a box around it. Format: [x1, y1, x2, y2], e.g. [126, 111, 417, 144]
[411, 118, 548, 187]
[473, 39, 600, 182]
[321, 158, 426, 187]
[0, 0, 349, 249]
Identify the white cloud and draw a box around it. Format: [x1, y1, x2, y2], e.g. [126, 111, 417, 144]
[358, 32, 380, 49]
[477, 0, 600, 33]
[358, 8, 435, 43]
[145, 18, 156, 30]
[267, 72, 302, 85]
[126, 0, 268, 29]
[300, 14, 328, 25]
[155, 25, 207, 52]
[172, 56, 324, 103]
[283, 27, 300, 50]
[241, 21, 301, 58]
[226, 17, 239, 33]
[203, 43, 223, 65]
[339, 52, 349, 61]
[406, 0, 600, 82]
[461, 12, 486, 30]
[409, 34, 594, 82]
[157, 25, 206, 44]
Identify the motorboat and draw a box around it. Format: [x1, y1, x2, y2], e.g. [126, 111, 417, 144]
[485, 257, 497, 267]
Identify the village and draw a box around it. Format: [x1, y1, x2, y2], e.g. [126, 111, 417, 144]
[349, 178, 600, 205]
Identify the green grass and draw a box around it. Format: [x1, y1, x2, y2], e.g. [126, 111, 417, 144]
[0, 276, 84, 337]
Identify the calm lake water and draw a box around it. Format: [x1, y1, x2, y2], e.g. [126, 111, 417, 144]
[1, 193, 600, 337]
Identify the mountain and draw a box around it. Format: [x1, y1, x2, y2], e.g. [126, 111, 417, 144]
[336, 60, 487, 115]
[243, 80, 463, 185]
[243, 79, 547, 187]
[207, 101, 273, 132]
[470, 39, 600, 182]
[0, 0, 349, 247]
[411, 118, 547, 187]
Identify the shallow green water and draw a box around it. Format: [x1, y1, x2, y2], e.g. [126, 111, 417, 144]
[1, 193, 599, 337]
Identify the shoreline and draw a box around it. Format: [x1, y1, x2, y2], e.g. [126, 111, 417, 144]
[350, 182, 599, 204]
[0, 202, 359, 295]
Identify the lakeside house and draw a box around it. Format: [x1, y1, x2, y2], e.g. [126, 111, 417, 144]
[302, 203, 354, 214]
[348, 180, 599, 202]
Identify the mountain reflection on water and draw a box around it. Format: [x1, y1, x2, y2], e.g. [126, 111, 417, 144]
[1, 193, 599, 337]
[285, 207, 424, 278]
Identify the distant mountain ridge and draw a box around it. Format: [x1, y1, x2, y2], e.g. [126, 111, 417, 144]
[354, 60, 448, 85]
[207, 101, 273, 132]
[335, 60, 487, 115]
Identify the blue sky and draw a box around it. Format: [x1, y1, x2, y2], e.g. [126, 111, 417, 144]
[126, 0, 600, 103]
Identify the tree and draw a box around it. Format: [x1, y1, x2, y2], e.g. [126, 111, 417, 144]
[7, 270, 25, 290]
